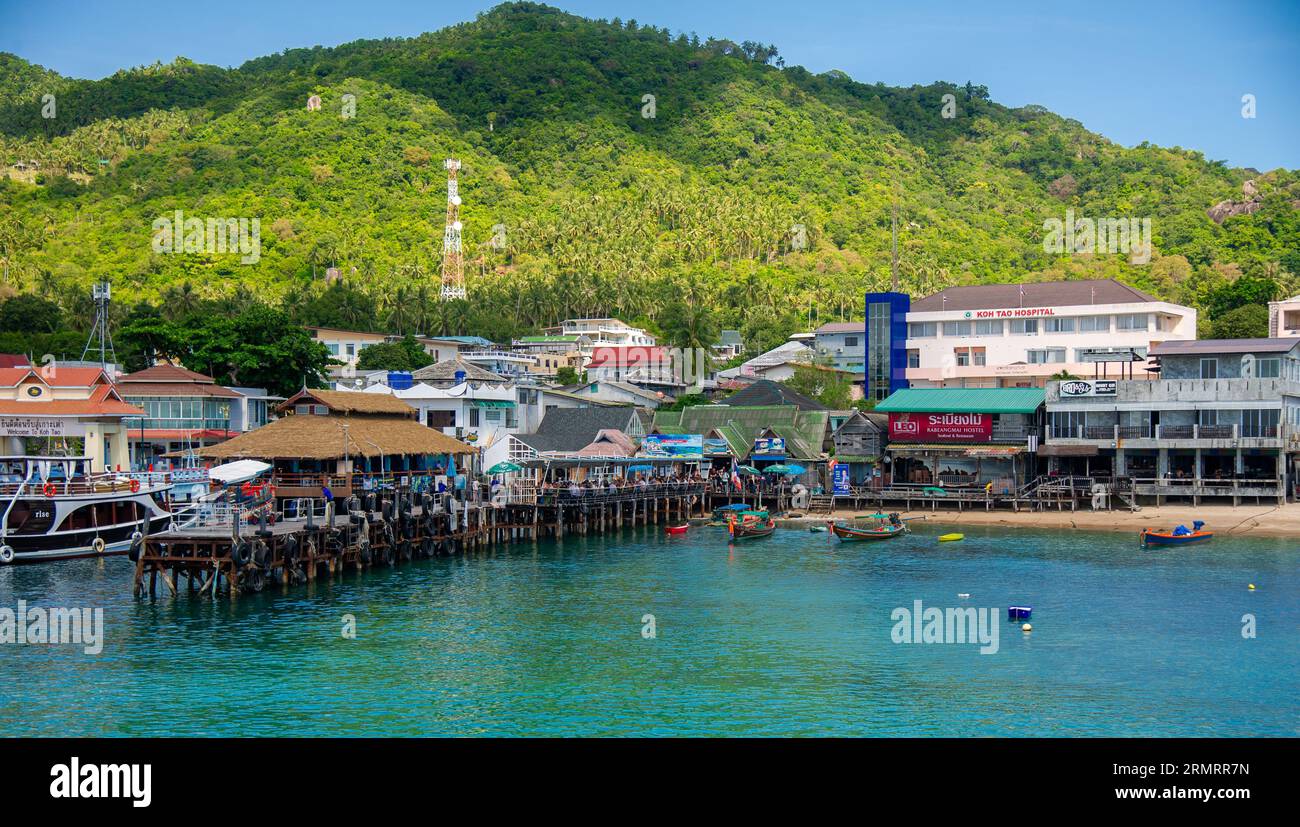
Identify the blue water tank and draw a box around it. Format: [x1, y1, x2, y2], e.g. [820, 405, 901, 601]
[454, 370, 467, 384]
[387, 371, 414, 390]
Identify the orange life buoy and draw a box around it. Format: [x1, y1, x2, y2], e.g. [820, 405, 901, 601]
[42, 481, 57, 498]
[129, 478, 141, 493]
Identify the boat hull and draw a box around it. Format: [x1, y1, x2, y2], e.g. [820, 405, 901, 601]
[1, 489, 172, 564]
[1141, 530, 1213, 546]
[831, 523, 906, 541]
[729, 519, 775, 540]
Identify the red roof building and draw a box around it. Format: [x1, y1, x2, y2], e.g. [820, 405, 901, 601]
[0, 366, 143, 471]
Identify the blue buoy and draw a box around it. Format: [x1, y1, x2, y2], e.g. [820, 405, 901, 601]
[1008, 606, 1032, 621]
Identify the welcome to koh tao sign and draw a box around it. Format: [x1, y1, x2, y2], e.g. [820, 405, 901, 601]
[888, 412, 992, 442]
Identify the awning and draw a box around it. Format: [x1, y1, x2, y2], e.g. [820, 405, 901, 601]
[1037, 444, 1100, 457]
[887, 443, 970, 454]
[964, 446, 1023, 457]
[470, 400, 516, 408]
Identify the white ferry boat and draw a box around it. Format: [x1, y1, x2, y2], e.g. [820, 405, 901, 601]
[0, 456, 173, 564]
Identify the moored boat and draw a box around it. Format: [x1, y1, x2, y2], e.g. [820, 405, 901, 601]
[665, 523, 689, 535]
[831, 512, 907, 542]
[727, 515, 775, 540]
[0, 456, 173, 564]
[1141, 521, 1212, 547]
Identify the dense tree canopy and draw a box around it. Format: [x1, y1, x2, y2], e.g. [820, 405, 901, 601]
[1, 2, 1297, 360]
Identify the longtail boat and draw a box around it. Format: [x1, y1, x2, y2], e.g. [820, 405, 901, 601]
[727, 515, 776, 540]
[831, 512, 907, 542]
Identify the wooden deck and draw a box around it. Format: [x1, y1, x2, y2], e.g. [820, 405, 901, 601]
[133, 485, 708, 598]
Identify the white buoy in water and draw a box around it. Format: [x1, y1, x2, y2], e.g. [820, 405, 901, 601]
[1022, 623, 1033, 633]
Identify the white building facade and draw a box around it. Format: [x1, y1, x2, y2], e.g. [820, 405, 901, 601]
[901, 280, 1197, 389]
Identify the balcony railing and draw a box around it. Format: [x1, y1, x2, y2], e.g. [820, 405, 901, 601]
[1048, 423, 1281, 441]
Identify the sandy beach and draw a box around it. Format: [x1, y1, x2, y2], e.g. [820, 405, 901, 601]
[778, 502, 1300, 539]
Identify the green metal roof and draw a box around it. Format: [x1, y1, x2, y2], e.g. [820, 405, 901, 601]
[874, 388, 1046, 414]
[650, 404, 828, 461]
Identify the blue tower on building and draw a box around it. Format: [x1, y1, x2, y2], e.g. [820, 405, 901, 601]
[864, 291, 910, 403]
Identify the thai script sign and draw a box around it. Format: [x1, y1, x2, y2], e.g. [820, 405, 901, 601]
[0, 417, 78, 437]
[888, 412, 992, 442]
[641, 434, 703, 459]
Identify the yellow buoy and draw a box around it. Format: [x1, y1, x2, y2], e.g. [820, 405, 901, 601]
[939, 533, 964, 542]
[1248, 584, 1256, 591]
[1022, 623, 1032, 632]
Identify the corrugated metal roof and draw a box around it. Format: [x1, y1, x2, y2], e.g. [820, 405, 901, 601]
[910, 279, 1157, 312]
[1150, 338, 1298, 356]
[874, 388, 1045, 414]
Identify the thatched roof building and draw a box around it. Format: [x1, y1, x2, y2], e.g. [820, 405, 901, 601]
[193, 388, 474, 461]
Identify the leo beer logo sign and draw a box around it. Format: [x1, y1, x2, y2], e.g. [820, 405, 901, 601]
[888, 412, 992, 441]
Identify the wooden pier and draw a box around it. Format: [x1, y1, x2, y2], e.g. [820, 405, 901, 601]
[132, 484, 708, 598]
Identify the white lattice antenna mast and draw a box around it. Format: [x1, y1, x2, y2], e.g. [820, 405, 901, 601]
[80, 280, 118, 371]
[440, 158, 466, 300]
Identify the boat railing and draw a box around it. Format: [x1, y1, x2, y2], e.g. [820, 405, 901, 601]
[0, 473, 168, 498]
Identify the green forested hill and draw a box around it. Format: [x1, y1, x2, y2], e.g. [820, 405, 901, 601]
[1, 1, 1298, 363]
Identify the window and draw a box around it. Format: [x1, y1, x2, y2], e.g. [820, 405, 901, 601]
[906, 349, 920, 369]
[908, 322, 937, 338]
[1050, 411, 1086, 436]
[1241, 409, 1279, 437]
[1116, 313, 1148, 331]
[1200, 358, 1218, 379]
[1028, 348, 1066, 364]
[1257, 358, 1281, 379]
[972, 347, 986, 366]
[942, 321, 972, 337]
[1079, 315, 1110, 332]
[974, 320, 1003, 336]
[345, 343, 356, 357]
[954, 348, 970, 367]
[1197, 409, 1218, 426]
[844, 336, 859, 347]
[1011, 319, 1038, 335]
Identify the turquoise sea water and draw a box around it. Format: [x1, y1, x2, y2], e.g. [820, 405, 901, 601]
[1, 523, 1296, 737]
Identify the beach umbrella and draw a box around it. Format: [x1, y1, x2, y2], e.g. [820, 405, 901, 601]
[736, 465, 761, 476]
[487, 461, 522, 474]
[765, 464, 803, 476]
[784, 463, 806, 475]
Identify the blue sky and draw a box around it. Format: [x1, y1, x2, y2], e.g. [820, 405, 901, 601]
[2, 0, 1297, 170]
